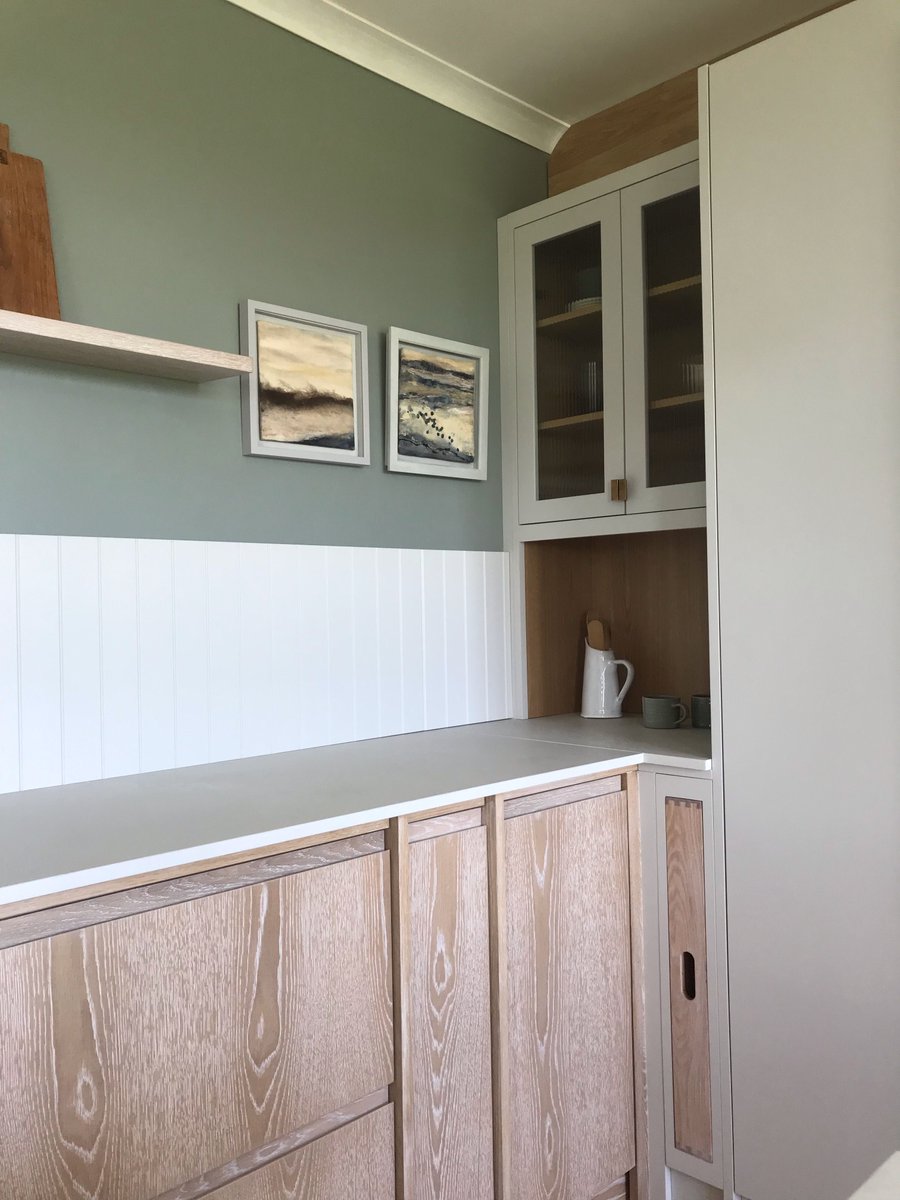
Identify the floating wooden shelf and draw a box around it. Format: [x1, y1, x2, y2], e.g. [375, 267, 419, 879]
[647, 275, 702, 298]
[0, 308, 253, 383]
[536, 301, 603, 329]
[649, 392, 704, 411]
[539, 411, 605, 431]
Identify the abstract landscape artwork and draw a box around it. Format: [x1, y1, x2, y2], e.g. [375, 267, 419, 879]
[386, 328, 489, 480]
[241, 301, 369, 465]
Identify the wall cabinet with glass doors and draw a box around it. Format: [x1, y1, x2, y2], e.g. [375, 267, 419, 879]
[501, 146, 705, 528]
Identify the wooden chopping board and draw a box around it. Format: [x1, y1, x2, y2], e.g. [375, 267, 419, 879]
[0, 123, 60, 318]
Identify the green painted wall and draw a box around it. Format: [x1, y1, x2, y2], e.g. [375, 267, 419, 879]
[0, 0, 546, 549]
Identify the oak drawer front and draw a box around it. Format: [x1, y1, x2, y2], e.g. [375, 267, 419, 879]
[505, 790, 636, 1199]
[0, 850, 393, 1200]
[211, 1104, 395, 1200]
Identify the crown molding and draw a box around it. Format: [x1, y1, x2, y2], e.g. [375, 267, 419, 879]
[224, 0, 568, 152]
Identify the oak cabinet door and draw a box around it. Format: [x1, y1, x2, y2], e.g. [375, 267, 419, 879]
[404, 822, 495, 1200]
[661, 785, 715, 1172]
[505, 790, 634, 1199]
[0, 850, 393, 1200]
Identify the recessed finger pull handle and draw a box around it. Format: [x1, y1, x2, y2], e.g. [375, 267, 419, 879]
[681, 951, 696, 1000]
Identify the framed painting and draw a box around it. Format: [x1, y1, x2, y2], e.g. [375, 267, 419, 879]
[241, 300, 369, 465]
[386, 328, 489, 480]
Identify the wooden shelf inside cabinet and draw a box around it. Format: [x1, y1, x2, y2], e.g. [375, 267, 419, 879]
[649, 392, 703, 412]
[647, 274, 702, 298]
[0, 308, 253, 382]
[535, 302, 603, 342]
[539, 411, 604, 431]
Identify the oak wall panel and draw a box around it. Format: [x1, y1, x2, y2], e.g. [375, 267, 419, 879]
[548, 72, 698, 196]
[524, 528, 709, 717]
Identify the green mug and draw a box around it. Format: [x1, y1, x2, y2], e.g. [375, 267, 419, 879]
[642, 694, 688, 729]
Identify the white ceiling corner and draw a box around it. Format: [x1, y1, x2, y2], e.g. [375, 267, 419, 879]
[224, 0, 569, 151]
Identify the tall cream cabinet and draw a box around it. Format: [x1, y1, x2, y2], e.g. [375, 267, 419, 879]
[702, 1, 900, 1197]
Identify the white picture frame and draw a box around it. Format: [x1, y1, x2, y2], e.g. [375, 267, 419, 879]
[240, 299, 369, 466]
[386, 327, 489, 480]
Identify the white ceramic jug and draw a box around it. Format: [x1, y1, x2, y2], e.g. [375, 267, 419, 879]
[581, 643, 635, 718]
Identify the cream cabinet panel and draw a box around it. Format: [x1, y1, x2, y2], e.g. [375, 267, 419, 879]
[705, 1, 900, 1196]
[621, 161, 705, 514]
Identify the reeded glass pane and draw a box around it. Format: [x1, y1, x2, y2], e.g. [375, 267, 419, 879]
[643, 187, 705, 488]
[533, 224, 605, 501]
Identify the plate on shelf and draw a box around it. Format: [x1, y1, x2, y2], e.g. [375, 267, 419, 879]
[566, 296, 601, 311]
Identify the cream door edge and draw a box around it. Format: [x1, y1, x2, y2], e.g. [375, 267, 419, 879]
[621, 161, 706, 515]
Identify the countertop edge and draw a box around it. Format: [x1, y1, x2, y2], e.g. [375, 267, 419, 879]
[0, 748, 710, 912]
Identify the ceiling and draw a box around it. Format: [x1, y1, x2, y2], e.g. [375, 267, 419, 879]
[225, 0, 827, 150]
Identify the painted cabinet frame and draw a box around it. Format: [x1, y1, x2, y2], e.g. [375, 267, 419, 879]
[621, 161, 706, 514]
[499, 141, 704, 539]
[654, 771, 724, 1190]
[513, 193, 626, 524]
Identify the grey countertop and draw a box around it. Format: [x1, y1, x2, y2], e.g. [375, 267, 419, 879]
[0, 714, 711, 907]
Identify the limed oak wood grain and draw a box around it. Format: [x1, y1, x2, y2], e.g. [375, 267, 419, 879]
[0, 830, 385, 950]
[0, 819, 390, 922]
[407, 808, 484, 843]
[389, 816, 413, 1200]
[408, 826, 494, 1200]
[625, 772, 649, 1200]
[157, 1089, 390, 1200]
[206, 1104, 395, 1200]
[503, 773, 624, 818]
[665, 797, 713, 1162]
[506, 791, 635, 1199]
[0, 852, 393, 1199]
[484, 797, 511, 1200]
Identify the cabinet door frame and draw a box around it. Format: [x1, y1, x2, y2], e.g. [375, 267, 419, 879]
[514, 192, 626, 524]
[654, 771, 723, 1189]
[621, 160, 706, 515]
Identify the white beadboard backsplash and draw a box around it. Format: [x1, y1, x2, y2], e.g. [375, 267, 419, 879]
[0, 535, 511, 795]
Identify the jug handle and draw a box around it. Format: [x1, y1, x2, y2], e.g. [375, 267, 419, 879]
[614, 659, 635, 706]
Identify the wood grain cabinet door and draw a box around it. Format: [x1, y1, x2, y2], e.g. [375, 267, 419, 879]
[401, 816, 495, 1200]
[654, 772, 720, 1189]
[505, 789, 635, 1200]
[0, 849, 393, 1200]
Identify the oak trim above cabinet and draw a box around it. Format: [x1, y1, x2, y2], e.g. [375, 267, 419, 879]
[0, 307, 252, 382]
[548, 71, 699, 196]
